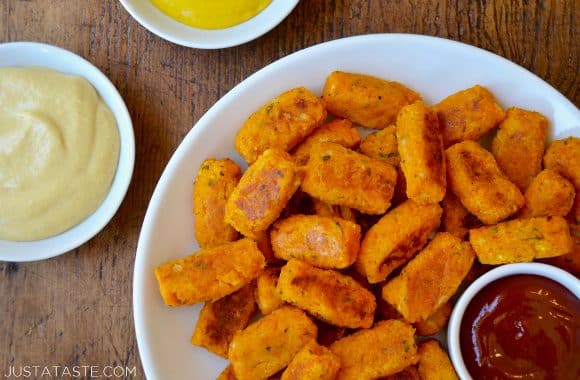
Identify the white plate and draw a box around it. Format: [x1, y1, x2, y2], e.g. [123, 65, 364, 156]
[134, 34, 580, 380]
[119, 0, 299, 49]
[0, 42, 135, 262]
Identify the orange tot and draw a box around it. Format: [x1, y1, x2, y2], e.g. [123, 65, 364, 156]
[491, 107, 548, 190]
[330, 320, 419, 380]
[434, 84, 505, 146]
[541, 223, 580, 277]
[382, 233, 475, 323]
[469, 216, 574, 264]
[396, 101, 446, 204]
[154, 238, 264, 306]
[277, 259, 376, 328]
[446, 140, 524, 224]
[280, 341, 341, 380]
[442, 192, 482, 239]
[379, 366, 420, 380]
[191, 283, 256, 358]
[293, 118, 361, 165]
[543, 136, 580, 189]
[520, 169, 575, 218]
[359, 124, 400, 166]
[301, 142, 397, 214]
[322, 71, 420, 129]
[417, 340, 458, 380]
[271, 215, 361, 269]
[235, 87, 326, 164]
[193, 158, 241, 248]
[225, 149, 300, 238]
[228, 306, 317, 380]
[255, 267, 284, 315]
[414, 302, 452, 337]
[356, 199, 442, 283]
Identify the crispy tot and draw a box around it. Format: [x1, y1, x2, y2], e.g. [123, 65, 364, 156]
[255, 267, 284, 315]
[417, 340, 458, 380]
[154, 238, 265, 306]
[293, 118, 361, 165]
[225, 149, 300, 238]
[446, 140, 524, 224]
[356, 200, 442, 283]
[542, 223, 580, 276]
[228, 306, 317, 380]
[379, 366, 420, 380]
[442, 192, 482, 239]
[330, 320, 419, 380]
[235, 87, 327, 163]
[544, 136, 580, 189]
[217, 365, 238, 380]
[277, 259, 376, 328]
[193, 159, 241, 248]
[271, 215, 361, 269]
[280, 341, 341, 380]
[415, 302, 452, 336]
[322, 71, 420, 129]
[301, 142, 397, 214]
[396, 101, 446, 204]
[191, 283, 256, 358]
[382, 233, 475, 323]
[491, 107, 548, 190]
[359, 124, 400, 166]
[434, 84, 504, 146]
[311, 198, 357, 222]
[469, 216, 574, 264]
[520, 169, 575, 218]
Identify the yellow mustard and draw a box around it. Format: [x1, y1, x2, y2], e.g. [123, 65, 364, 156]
[0, 67, 120, 241]
[151, 0, 272, 30]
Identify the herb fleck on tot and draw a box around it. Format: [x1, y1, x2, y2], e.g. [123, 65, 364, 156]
[265, 103, 274, 113]
[322, 155, 331, 161]
[379, 152, 398, 159]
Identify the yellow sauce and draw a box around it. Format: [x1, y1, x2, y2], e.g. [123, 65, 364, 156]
[150, 0, 272, 30]
[0, 67, 120, 241]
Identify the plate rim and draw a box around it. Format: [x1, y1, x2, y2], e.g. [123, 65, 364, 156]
[133, 33, 580, 379]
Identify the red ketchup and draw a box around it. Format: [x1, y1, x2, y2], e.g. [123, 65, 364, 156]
[460, 274, 580, 380]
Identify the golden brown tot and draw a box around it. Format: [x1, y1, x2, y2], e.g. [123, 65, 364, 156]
[396, 101, 446, 204]
[330, 320, 419, 380]
[446, 140, 524, 224]
[359, 124, 400, 166]
[469, 216, 574, 264]
[417, 340, 458, 380]
[154, 238, 264, 306]
[280, 341, 341, 380]
[293, 118, 360, 165]
[301, 142, 397, 214]
[520, 169, 575, 218]
[235, 87, 326, 163]
[225, 149, 300, 238]
[277, 259, 376, 328]
[193, 158, 241, 248]
[271, 214, 361, 269]
[255, 267, 284, 315]
[543, 136, 580, 189]
[228, 306, 317, 380]
[434, 84, 504, 146]
[382, 233, 474, 323]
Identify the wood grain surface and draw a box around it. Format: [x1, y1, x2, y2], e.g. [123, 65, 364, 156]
[0, 1, 578, 379]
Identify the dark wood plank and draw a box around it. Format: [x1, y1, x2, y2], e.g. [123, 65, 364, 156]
[0, 0, 577, 378]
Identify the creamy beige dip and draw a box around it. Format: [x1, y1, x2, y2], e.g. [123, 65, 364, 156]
[0, 67, 120, 241]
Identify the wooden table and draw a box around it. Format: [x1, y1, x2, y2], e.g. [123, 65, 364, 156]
[0, 1, 577, 378]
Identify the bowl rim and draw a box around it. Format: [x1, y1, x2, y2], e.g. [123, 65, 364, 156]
[0, 41, 135, 262]
[447, 262, 580, 379]
[118, 0, 299, 49]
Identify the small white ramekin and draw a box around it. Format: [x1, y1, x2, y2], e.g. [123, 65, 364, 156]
[447, 262, 580, 379]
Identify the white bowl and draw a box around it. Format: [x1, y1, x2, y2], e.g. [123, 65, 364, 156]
[0, 42, 135, 262]
[133, 34, 580, 380]
[447, 263, 580, 379]
[119, 0, 299, 49]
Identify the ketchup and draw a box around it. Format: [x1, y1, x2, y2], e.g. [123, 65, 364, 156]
[460, 275, 580, 379]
